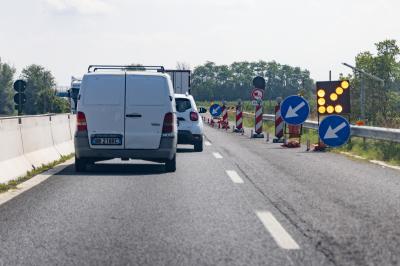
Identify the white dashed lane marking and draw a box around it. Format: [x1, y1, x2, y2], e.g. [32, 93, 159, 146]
[205, 141, 212, 146]
[256, 211, 300, 250]
[225, 170, 244, 184]
[212, 152, 223, 159]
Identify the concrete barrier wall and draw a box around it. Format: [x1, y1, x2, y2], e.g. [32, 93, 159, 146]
[51, 114, 74, 156]
[0, 114, 75, 184]
[0, 118, 33, 183]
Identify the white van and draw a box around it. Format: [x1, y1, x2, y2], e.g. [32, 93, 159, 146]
[74, 65, 177, 172]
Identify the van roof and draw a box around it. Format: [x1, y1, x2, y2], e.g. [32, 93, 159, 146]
[84, 71, 169, 78]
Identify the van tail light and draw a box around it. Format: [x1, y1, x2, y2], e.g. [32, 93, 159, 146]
[77, 111, 87, 132]
[162, 112, 175, 136]
[190, 111, 199, 121]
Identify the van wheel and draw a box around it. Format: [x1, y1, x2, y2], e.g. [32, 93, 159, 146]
[75, 157, 87, 172]
[165, 155, 176, 172]
[194, 139, 203, 152]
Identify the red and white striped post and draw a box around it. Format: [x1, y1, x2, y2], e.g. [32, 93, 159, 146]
[221, 102, 229, 130]
[234, 101, 243, 133]
[252, 100, 264, 138]
[273, 100, 284, 143]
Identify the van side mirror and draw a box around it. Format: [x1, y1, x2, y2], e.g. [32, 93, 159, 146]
[198, 107, 207, 114]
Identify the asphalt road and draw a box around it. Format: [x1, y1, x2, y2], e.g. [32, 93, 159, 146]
[0, 123, 399, 265]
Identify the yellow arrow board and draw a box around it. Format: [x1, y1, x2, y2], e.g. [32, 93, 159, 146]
[316, 80, 350, 115]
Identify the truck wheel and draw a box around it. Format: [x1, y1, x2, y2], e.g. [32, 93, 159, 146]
[165, 155, 176, 172]
[75, 157, 87, 172]
[194, 139, 203, 152]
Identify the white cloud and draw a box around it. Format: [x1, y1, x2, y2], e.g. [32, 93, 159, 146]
[44, 0, 113, 15]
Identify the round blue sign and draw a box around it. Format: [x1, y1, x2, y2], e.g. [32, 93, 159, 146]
[280, 95, 310, 125]
[209, 104, 222, 117]
[319, 115, 350, 147]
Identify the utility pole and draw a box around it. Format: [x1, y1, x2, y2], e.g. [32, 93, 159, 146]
[342, 63, 384, 122]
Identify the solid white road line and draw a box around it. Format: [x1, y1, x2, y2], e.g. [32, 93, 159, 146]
[212, 152, 223, 159]
[226, 170, 244, 184]
[205, 141, 212, 146]
[256, 211, 300, 250]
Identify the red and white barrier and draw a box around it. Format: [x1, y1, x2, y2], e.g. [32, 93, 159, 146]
[252, 103, 264, 138]
[255, 104, 263, 133]
[235, 104, 243, 132]
[221, 105, 229, 130]
[275, 104, 284, 140]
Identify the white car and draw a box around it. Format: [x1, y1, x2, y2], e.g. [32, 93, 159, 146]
[74, 65, 177, 172]
[175, 93, 206, 152]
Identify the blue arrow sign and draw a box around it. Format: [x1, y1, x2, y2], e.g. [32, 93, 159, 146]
[280, 95, 310, 125]
[319, 115, 350, 147]
[209, 104, 222, 117]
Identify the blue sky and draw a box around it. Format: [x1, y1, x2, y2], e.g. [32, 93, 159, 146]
[0, 0, 399, 86]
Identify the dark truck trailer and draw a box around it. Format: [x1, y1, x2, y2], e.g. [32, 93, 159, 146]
[165, 70, 191, 94]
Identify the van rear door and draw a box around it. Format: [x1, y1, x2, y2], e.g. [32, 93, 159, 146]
[124, 74, 169, 149]
[82, 74, 125, 149]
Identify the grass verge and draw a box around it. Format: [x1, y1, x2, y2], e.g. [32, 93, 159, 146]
[0, 154, 74, 194]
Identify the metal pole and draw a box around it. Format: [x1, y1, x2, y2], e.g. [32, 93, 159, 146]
[360, 75, 365, 121]
[18, 92, 22, 116]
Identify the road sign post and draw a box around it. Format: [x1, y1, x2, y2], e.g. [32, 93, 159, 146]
[251, 88, 264, 101]
[280, 95, 310, 147]
[315, 80, 351, 151]
[318, 115, 350, 147]
[280, 95, 310, 125]
[209, 104, 222, 117]
[251, 76, 266, 139]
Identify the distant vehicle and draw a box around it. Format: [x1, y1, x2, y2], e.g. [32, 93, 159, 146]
[175, 93, 206, 152]
[165, 70, 191, 94]
[69, 77, 81, 113]
[74, 65, 177, 172]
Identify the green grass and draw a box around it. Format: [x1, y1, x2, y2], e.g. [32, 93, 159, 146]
[337, 138, 400, 165]
[0, 154, 74, 193]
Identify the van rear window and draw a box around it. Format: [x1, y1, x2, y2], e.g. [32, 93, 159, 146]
[83, 75, 124, 105]
[126, 76, 168, 106]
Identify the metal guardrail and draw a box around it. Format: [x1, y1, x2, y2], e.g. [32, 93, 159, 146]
[242, 112, 400, 143]
[0, 113, 70, 121]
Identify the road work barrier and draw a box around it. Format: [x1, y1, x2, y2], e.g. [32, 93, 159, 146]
[251, 103, 264, 138]
[234, 104, 243, 133]
[0, 114, 76, 184]
[221, 104, 229, 130]
[273, 104, 284, 142]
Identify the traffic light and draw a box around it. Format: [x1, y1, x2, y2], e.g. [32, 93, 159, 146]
[316, 80, 350, 115]
[13, 80, 27, 115]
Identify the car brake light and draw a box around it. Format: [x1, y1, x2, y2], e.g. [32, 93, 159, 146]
[162, 112, 175, 133]
[77, 111, 87, 132]
[190, 111, 199, 121]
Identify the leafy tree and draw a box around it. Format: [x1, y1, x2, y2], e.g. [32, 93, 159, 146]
[352, 39, 400, 126]
[21, 64, 69, 114]
[0, 59, 16, 115]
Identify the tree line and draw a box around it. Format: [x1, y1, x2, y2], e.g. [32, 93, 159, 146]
[191, 61, 314, 102]
[0, 60, 69, 116]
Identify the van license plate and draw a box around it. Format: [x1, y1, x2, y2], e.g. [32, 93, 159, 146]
[91, 136, 122, 145]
